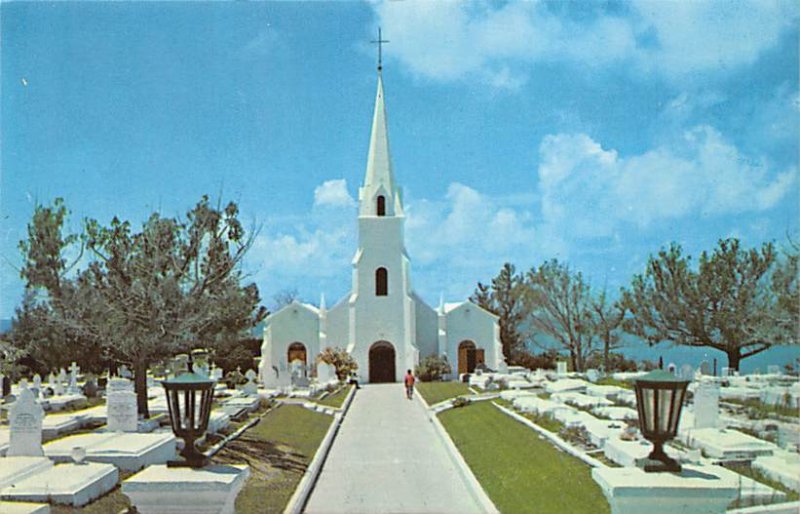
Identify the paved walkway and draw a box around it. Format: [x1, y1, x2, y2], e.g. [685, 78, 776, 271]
[304, 384, 487, 514]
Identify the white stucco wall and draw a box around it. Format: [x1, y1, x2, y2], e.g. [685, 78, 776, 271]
[259, 301, 320, 387]
[413, 293, 438, 358]
[445, 302, 503, 371]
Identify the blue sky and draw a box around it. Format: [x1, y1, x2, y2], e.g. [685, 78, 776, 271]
[1, 1, 798, 319]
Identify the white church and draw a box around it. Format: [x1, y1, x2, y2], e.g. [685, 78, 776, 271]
[258, 68, 506, 385]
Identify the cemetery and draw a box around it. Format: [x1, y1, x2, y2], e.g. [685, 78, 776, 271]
[2, 4, 798, 513]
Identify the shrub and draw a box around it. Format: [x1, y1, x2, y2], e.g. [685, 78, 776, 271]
[415, 354, 452, 382]
[317, 347, 358, 381]
[584, 352, 639, 372]
[451, 396, 472, 408]
[511, 349, 558, 370]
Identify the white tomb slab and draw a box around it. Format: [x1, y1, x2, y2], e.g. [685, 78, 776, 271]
[753, 451, 800, 492]
[0, 427, 10, 455]
[604, 437, 655, 467]
[208, 411, 232, 434]
[44, 432, 177, 471]
[122, 463, 249, 514]
[42, 412, 86, 438]
[222, 396, 260, 412]
[545, 378, 588, 394]
[552, 391, 613, 408]
[556, 361, 568, 376]
[682, 428, 776, 461]
[0, 456, 53, 489]
[0, 501, 51, 514]
[585, 384, 626, 400]
[594, 406, 638, 421]
[0, 463, 118, 507]
[499, 390, 537, 401]
[582, 418, 625, 449]
[709, 464, 787, 506]
[593, 465, 738, 514]
[45, 393, 87, 412]
[720, 386, 761, 401]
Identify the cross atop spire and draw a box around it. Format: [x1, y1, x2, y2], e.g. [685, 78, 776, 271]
[370, 27, 389, 72]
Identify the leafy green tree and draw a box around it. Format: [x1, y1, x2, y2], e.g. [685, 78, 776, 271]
[622, 239, 787, 371]
[526, 260, 595, 372]
[471, 263, 530, 363]
[16, 196, 266, 416]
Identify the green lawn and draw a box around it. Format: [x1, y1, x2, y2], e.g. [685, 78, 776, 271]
[213, 404, 332, 514]
[417, 381, 472, 405]
[439, 401, 610, 514]
[317, 384, 353, 408]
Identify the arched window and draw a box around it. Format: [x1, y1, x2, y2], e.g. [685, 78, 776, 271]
[375, 267, 388, 296]
[377, 195, 386, 216]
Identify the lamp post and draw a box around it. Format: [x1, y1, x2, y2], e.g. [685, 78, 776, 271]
[161, 359, 215, 468]
[633, 369, 689, 472]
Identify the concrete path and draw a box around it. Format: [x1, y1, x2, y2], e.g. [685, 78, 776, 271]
[304, 384, 487, 514]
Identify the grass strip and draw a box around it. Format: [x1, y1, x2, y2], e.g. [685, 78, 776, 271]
[417, 381, 472, 405]
[317, 384, 352, 408]
[213, 404, 332, 514]
[439, 401, 609, 514]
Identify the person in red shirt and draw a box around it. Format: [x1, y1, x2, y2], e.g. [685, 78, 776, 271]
[404, 369, 415, 400]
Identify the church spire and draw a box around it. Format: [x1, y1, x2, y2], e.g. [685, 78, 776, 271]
[360, 31, 402, 217]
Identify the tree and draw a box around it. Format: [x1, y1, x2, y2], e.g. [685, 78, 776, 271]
[317, 347, 358, 381]
[526, 260, 596, 372]
[622, 238, 786, 371]
[770, 238, 799, 344]
[16, 196, 266, 416]
[415, 354, 452, 382]
[471, 263, 530, 362]
[591, 289, 626, 373]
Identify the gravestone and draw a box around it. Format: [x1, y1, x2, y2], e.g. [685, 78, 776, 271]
[211, 367, 223, 381]
[0, 372, 5, 398]
[681, 364, 694, 381]
[557, 361, 568, 376]
[68, 362, 80, 394]
[8, 385, 45, 456]
[694, 381, 720, 429]
[667, 362, 677, 375]
[106, 378, 138, 432]
[32, 374, 42, 398]
[48, 372, 56, 387]
[317, 362, 336, 384]
[55, 369, 67, 396]
[242, 370, 258, 396]
[699, 361, 711, 376]
[196, 362, 210, 378]
[119, 365, 133, 379]
[586, 369, 600, 383]
[721, 367, 732, 377]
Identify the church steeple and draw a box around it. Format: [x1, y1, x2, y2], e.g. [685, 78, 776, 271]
[360, 31, 402, 218]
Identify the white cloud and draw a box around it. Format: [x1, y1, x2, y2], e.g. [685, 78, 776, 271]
[537, 127, 797, 238]
[371, 0, 797, 86]
[313, 179, 355, 208]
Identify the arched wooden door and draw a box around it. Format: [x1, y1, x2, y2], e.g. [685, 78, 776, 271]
[458, 340, 484, 374]
[369, 341, 396, 383]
